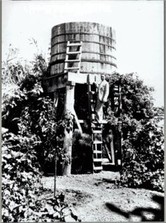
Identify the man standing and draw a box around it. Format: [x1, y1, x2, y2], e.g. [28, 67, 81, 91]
[95, 75, 109, 123]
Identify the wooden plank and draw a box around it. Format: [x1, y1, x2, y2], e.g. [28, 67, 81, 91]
[42, 75, 67, 92]
[92, 120, 107, 124]
[65, 67, 80, 70]
[65, 59, 80, 62]
[50, 61, 116, 75]
[43, 72, 105, 92]
[67, 43, 82, 46]
[67, 51, 81, 54]
[93, 150, 102, 154]
[102, 162, 115, 166]
[68, 72, 102, 85]
[92, 130, 102, 133]
[52, 22, 115, 39]
[102, 158, 110, 163]
[93, 158, 102, 162]
[93, 141, 102, 144]
[51, 51, 116, 62]
[93, 166, 103, 170]
[68, 72, 88, 84]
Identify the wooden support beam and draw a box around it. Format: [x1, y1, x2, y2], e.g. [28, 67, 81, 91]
[62, 82, 82, 175]
[42, 72, 103, 92]
[68, 72, 102, 85]
[68, 72, 88, 84]
[62, 83, 75, 176]
[42, 73, 68, 92]
[72, 109, 83, 134]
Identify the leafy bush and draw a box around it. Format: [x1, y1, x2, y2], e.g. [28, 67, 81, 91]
[2, 129, 80, 222]
[2, 51, 80, 221]
[2, 88, 56, 221]
[106, 73, 164, 192]
[2, 53, 57, 170]
[2, 129, 42, 222]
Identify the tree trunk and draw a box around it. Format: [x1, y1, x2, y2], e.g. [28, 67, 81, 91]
[62, 83, 75, 175]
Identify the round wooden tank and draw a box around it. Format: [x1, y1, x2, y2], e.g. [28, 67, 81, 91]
[50, 22, 117, 76]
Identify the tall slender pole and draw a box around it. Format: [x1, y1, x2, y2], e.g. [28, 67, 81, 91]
[53, 91, 58, 197]
[54, 150, 57, 198]
[118, 77, 123, 167]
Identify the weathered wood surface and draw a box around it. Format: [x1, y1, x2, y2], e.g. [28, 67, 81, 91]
[50, 22, 117, 76]
[62, 129, 73, 175]
[52, 22, 116, 38]
[43, 72, 105, 92]
[50, 62, 116, 76]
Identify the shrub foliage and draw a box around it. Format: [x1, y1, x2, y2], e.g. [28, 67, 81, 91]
[2, 47, 164, 222]
[2, 52, 80, 222]
[106, 73, 164, 191]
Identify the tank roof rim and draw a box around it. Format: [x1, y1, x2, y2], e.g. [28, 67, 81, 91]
[51, 21, 115, 32]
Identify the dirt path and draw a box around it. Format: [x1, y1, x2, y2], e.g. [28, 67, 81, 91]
[42, 171, 164, 222]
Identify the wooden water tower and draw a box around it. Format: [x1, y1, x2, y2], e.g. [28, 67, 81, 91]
[43, 22, 117, 175]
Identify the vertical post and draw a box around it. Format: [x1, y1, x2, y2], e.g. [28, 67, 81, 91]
[53, 90, 58, 197]
[62, 82, 75, 175]
[65, 82, 75, 113]
[118, 78, 123, 167]
[54, 152, 57, 197]
[112, 80, 123, 167]
[117, 120, 122, 167]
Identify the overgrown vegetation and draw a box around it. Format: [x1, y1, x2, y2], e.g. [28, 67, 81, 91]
[106, 73, 164, 192]
[2, 45, 164, 221]
[2, 49, 80, 222]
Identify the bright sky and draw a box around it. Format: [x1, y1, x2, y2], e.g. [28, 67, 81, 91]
[2, 0, 164, 107]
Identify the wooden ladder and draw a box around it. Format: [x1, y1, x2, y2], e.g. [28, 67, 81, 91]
[92, 125, 103, 172]
[64, 41, 83, 133]
[88, 82, 103, 172]
[64, 41, 82, 73]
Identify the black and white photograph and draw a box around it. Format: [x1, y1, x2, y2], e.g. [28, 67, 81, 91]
[2, 0, 164, 222]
